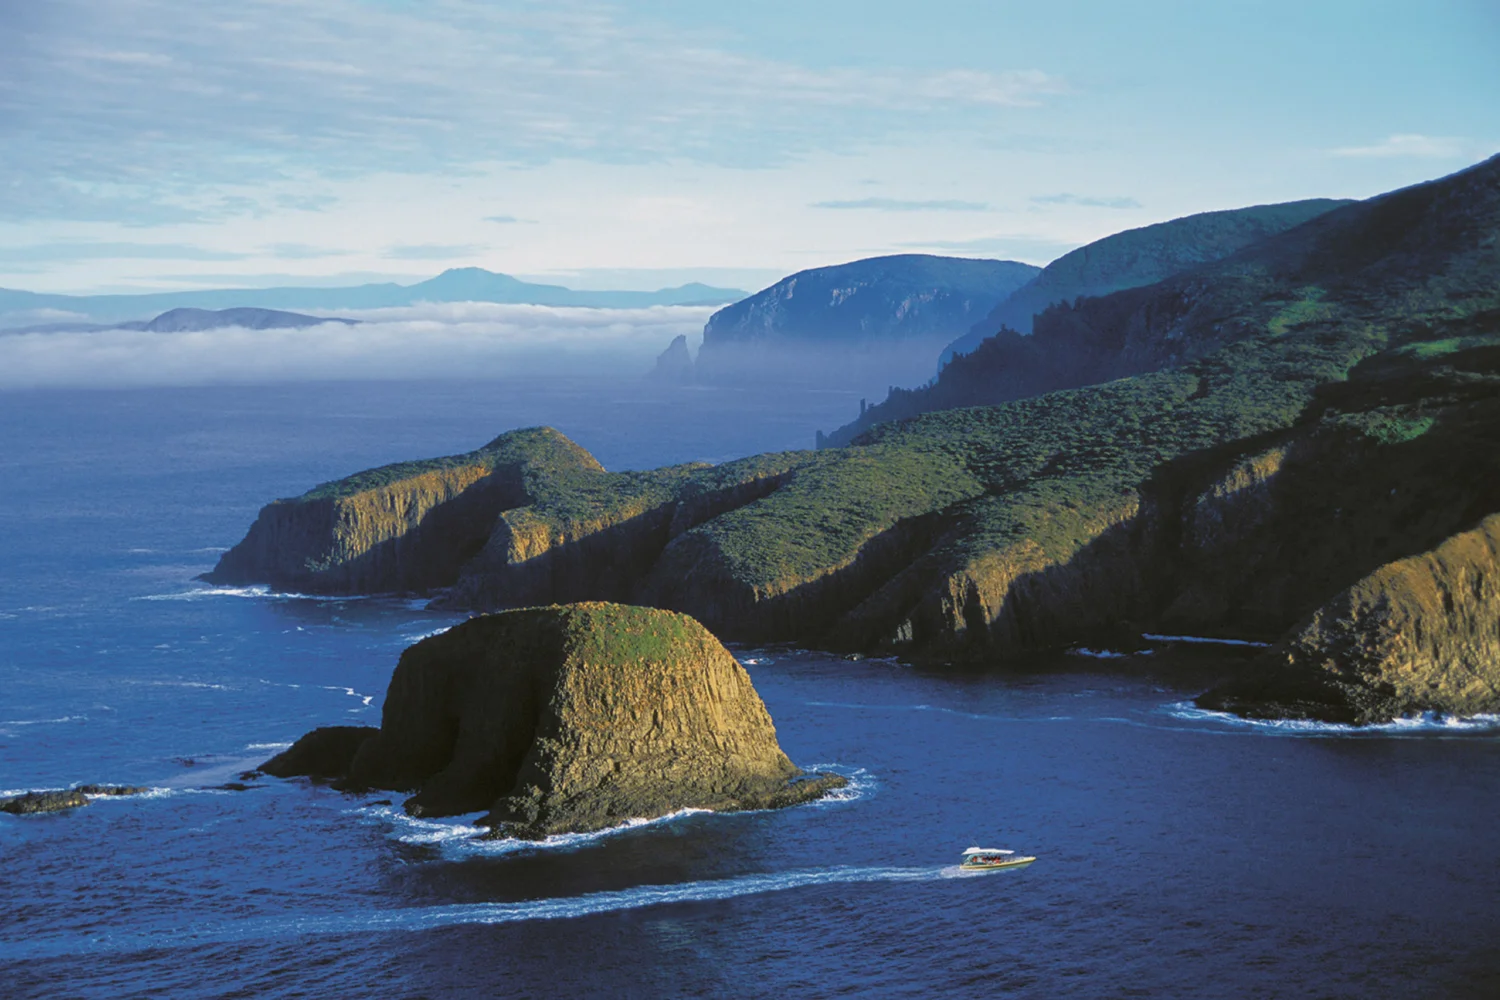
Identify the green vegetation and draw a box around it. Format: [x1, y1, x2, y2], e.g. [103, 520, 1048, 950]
[299, 426, 598, 501]
[558, 602, 708, 665]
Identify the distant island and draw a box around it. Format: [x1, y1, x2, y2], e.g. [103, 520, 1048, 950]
[0, 267, 746, 330]
[1, 306, 359, 336]
[209, 155, 1500, 725]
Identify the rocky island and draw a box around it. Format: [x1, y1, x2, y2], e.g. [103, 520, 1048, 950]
[262, 602, 844, 837]
[216, 156, 1500, 726]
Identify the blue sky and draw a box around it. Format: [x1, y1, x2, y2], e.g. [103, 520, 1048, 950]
[2, 0, 1497, 293]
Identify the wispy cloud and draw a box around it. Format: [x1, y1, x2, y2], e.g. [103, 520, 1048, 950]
[0, 0, 1065, 223]
[483, 215, 537, 224]
[0, 303, 714, 387]
[382, 244, 486, 260]
[263, 243, 351, 260]
[0, 242, 248, 264]
[1030, 193, 1141, 209]
[1330, 134, 1478, 159]
[812, 198, 991, 212]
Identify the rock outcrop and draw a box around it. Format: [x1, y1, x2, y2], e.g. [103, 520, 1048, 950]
[0, 785, 150, 815]
[646, 334, 694, 383]
[1198, 515, 1500, 723]
[264, 603, 844, 837]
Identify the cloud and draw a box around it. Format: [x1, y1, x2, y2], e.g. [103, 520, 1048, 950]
[811, 198, 991, 212]
[1330, 134, 1478, 159]
[262, 243, 352, 260]
[0, 0, 1065, 222]
[382, 244, 487, 260]
[483, 215, 536, 224]
[0, 242, 248, 263]
[1030, 193, 1142, 209]
[0, 302, 713, 387]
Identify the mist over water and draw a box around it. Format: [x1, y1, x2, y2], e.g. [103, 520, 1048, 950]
[1, 379, 1498, 998]
[0, 303, 714, 388]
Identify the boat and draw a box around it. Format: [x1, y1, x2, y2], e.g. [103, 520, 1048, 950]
[959, 847, 1036, 871]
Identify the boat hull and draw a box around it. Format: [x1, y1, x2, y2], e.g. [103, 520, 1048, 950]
[958, 857, 1036, 871]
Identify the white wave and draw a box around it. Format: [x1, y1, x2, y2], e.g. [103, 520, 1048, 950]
[1066, 647, 1149, 659]
[0, 715, 87, 726]
[119, 679, 230, 691]
[1165, 701, 1500, 736]
[361, 803, 718, 857]
[402, 625, 454, 643]
[1142, 632, 1270, 648]
[244, 742, 293, 751]
[799, 764, 874, 805]
[322, 685, 375, 707]
[135, 585, 376, 602]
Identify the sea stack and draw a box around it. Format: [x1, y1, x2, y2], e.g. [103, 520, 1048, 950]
[263, 602, 844, 837]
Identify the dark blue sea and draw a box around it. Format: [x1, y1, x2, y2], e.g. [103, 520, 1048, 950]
[2, 379, 1497, 999]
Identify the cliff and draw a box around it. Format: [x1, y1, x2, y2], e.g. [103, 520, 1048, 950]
[204, 426, 605, 594]
[692, 254, 1038, 388]
[1198, 515, 1500, 723]
[824, 199, 1352, 448]
[264, 603, 843, 836]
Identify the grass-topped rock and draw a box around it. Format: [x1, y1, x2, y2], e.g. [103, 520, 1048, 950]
[263, 603, 844, 837]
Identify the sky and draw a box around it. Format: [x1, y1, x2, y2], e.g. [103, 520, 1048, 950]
[2, 0, 1498, 295]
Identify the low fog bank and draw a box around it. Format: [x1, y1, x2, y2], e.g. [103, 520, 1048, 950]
[683, 336, 951, 404]
[0, 303, 713, 388]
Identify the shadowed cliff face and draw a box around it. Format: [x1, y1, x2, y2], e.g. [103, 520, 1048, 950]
[264, 603, 843, 836]
[1198, 515, 1500, 723]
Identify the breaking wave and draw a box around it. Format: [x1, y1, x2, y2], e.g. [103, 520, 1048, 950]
[1165, 702, 1500, 736]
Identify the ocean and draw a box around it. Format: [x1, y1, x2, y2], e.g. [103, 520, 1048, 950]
[2, 379, 1497, 999]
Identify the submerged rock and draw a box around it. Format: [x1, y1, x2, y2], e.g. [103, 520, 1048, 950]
[2, 790, 89, 815]
[264, 602, 844, 837]
[1198, 515, 1500, 724]
[1, 784, 150, 815]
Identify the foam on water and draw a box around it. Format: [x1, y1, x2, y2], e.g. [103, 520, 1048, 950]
[401, 625, 454, 644]
[1165, 701, 1500, 736]
[0, 864, 947, 960]
[1142, 633, 1270, 648]
[322, 685, 375, 707]
[136, 586, 379, 602]
[360, 803, 719, 857]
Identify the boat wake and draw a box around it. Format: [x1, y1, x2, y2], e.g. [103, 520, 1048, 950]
[0, 864, 947, 960]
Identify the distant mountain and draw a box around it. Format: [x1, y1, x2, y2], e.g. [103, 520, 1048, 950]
[824, 199, 1353, 446]
[1, 307, 357, 335]
[691, 254, 1039, 387]
[0, 268, 746, 329]
[937, 199, 1351, 366]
